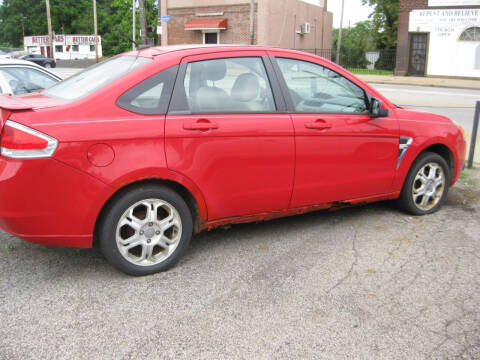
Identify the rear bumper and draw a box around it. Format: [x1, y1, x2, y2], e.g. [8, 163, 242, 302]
[0, 156, 112, 248]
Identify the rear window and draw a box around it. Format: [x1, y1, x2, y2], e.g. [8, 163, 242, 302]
[43, 56, 152, 101]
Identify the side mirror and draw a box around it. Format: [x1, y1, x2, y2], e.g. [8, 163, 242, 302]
[370, 98, 389, 118]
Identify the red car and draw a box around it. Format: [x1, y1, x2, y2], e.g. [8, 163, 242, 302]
[0, 46, 466, 275]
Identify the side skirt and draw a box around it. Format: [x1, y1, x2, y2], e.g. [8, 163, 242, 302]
[199, 192, 400, 231]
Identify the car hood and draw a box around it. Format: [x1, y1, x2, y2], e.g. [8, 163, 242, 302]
[395, 107, 453, 125]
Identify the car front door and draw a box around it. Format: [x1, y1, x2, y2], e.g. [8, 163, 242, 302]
[270, 53, 399, 208]
[165, 52, 295, 220]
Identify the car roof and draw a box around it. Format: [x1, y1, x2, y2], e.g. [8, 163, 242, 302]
[0, 58, 46, 67]
[125, 44, 306, 59]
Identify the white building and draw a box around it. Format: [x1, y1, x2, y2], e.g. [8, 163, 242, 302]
[24, 35, 102, 60]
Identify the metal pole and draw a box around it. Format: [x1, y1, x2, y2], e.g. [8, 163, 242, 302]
[45, 0, 54, 58]
[467, 101, 480, 168]
[139, 0, 147, 45]
[335, 0, 345, 64]
[249, 0, 255, 45]
[132, 0, 136, 50]
[93, 0, 99, 63]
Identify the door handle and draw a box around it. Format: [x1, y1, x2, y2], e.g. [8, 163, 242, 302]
[183, 119, 219, 131]
[305, 119, 332, 130]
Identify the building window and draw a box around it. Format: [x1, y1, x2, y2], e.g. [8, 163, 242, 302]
[459, 27, 480, 41]
[90, 45, 95, 52]
[55, 45, 63, 53]
[72, 45, 79, 52]
[203, 32, 219, 44]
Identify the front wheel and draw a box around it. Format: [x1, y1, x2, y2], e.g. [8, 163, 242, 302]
[44, 63, 52, 68]
[99, 185, 193, 276]
[398, 152, 450, 215]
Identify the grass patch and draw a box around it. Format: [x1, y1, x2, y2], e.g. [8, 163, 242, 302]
[349, 68, 394, 76]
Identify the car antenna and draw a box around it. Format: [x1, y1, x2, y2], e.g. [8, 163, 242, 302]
[129, 39, 151, 51]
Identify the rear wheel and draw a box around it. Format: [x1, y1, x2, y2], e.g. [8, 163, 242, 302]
[99, 185, 193, 276]
[398, 152, 450, 215]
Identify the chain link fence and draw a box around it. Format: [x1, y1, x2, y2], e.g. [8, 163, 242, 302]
[294, 48, 396, 75]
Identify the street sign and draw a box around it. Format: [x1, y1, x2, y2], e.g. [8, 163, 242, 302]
[160, 15, 171, 23]
[157, 26, 162, 35]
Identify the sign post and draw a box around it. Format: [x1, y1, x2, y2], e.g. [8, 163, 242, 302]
[467, 101, 480, 168]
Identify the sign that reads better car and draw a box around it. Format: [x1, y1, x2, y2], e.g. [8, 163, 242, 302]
[429, 0, 480, 6]
[24, 34, 101, 47]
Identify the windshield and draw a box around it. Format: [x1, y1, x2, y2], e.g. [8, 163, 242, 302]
[43, 56, 152, 101]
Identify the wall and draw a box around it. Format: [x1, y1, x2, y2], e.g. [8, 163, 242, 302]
[396, 0, 480, 76]
[257, 0, 332, 50]
[160, 0, 332, 50]
[409, 8, 480, 77]
[166, 4, 255, 45]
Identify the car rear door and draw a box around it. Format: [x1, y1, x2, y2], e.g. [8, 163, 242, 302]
[165, 51, 295, 220]
[269, 51, 399, 207]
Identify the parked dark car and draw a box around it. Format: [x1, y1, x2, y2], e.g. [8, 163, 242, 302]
[19, 54, 56, 68]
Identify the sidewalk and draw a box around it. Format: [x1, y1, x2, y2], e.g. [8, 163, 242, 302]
[358, 74, 480, 90]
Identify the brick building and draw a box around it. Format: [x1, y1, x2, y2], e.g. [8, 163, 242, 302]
[158, 0, 332, 51]
[396, 0, 480, 78]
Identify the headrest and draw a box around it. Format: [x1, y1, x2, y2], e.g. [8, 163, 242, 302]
[231, 73, 259, 102]
[201, 60, 227, 81]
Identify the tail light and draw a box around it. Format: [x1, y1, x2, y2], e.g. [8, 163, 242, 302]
[0, 120, 58, 159]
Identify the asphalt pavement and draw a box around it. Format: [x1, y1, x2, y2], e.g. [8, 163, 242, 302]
[1, 168, 479, 359]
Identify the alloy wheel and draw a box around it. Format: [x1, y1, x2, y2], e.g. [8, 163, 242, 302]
[115, 199, 182, 266]
[411, 162, 445, 211]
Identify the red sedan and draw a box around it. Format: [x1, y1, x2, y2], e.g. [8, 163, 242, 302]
[0, 46, 466, 275]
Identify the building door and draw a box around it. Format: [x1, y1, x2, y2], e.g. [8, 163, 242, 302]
[408, 33, 428, 76]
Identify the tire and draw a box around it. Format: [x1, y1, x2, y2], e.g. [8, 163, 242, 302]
[44, 62, 52, 68]
[99, 185, 193, 276]
[397, 151, 450, 215]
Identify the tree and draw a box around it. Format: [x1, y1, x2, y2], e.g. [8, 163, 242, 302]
[0, 0, 158, 56]
[362, 0, 398, 49]
[332, 21, 374, 68]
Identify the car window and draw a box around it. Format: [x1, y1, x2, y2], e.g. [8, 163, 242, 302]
[0, 67, 58, 95]
[173, 57, 276, 114]
[43, 56, 152, 102]
[117, 65, 178, 115]
[276, 57, 369, 114]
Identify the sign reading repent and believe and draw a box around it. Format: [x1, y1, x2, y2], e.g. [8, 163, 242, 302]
[429, 0, 480, 6]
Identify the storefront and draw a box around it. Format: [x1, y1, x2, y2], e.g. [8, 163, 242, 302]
[396, 0, 480, 78]
[23, 35, 102, 60]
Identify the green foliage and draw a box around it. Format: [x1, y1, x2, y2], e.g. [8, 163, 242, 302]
[362, 0, 398, 49]
[0, 0, 158, 57]
[332, 21, 375, 68]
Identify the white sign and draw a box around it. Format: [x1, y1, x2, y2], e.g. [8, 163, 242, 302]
[157, 26, 163, 35]
[429, 0, 480, 6]
[24, 34, 101, 47]
[409, 8, 480, 32]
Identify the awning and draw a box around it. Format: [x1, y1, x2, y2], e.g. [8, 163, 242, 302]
[184, 18, 228, 31]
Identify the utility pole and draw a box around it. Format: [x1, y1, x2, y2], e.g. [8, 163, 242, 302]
[249, 0, 254, 45]
[335, 0, 345, 64]
[157, 0, 161, 45]
[45, 0, 53, 58]
[139, 0, 147, 45]
[132, 0, 136, 50]
[93, 0, 99, 63]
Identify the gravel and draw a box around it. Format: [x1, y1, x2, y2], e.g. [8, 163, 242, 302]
[1, 168, 479, 359]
